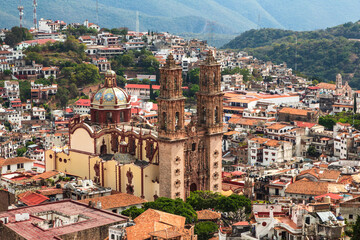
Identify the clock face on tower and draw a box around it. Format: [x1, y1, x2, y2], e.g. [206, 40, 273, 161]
[104, 93, 114, 102]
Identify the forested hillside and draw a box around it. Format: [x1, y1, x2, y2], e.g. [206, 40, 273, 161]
[1, 0, 360, 36]
[222, 22, 360, 88]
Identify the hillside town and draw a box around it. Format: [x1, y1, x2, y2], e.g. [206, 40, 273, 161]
[0, 17, 359, 240]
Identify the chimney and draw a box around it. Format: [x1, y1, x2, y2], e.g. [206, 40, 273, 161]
[96, 201, 102, 209]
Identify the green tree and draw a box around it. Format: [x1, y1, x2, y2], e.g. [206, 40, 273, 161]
[121, 206, 145, 219]
[25, 52, 44, 64]
[17, 147, 27, 157]
[4, 121, 12, 131]
[3, 70, 12, 76]
[74, 63, 100, 87]
[186, 191, 220, 211]
[188, 68, 200, 84]
[194, 221, 218, 240]
[69, 83, 78, 99]
[351, 216, 360, 240]
[141, 78, 151, 85]
[56, 87, 70, 108]
[116, 75, 126, 88]
[307, 145, 320, 158]
[19, 81, 31, 102]
[312, 80, 319, 85]
[215, 194, 251, 213]
[4, 27, 33, 47]
[319, 116, 337, 130]
[121, 54, 134, 67]
[144, 197, 197, 223]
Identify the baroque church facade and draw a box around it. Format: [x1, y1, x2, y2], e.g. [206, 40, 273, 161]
[45, 52, 223, 200]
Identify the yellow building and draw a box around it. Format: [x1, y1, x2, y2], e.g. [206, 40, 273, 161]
[46, 52, 223, 201]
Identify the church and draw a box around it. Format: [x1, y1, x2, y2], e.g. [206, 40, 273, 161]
[45, 52, 223, 201]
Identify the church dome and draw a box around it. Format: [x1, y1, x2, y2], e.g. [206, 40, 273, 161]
[91, 70, 130, 110]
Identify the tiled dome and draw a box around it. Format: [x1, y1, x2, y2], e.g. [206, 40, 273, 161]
[91, 71, 130, 109]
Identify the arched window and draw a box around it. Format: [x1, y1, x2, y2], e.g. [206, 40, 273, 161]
[213, 72, 216, 86]
[162, 112, 167, 130]
[95, 111, 99, 123]
[120, 111, 124, 122]
[202, 107, 206, 124]
[174, 77, 177, 90]
[215, 106, 219, 123]
[175, 112, 180, 130]
[106, 112, 113, 124]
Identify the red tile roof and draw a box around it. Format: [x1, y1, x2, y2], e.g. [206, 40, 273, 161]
[31, 170, 60, 180]
[233, 221, 250, 226]
[285, 179, 329, 196]
[295, 121, 317, 128]
[314, 193, 343, 200]
[19, 192, 49, 206]
[0, 200, 127, 240]
[0, 157, 34, 168]
[75, 98, 91, 107]
[196, 210, 221, 220]
[78, 193, 146, 209]
[125, 84, 160, 90]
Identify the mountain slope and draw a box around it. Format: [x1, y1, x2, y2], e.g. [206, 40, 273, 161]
[221, 22, 360, 88]
[1, 0, 360, 36]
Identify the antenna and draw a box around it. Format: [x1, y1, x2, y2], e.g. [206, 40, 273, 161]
[136, 11, 139, 37]
[294, 35, 298, 73]
[206, 21, 215, 47]
[257, 13, 261, 29]
[96, 0, 99, 25]
[33, 0, 37, 29]
[18, 0, 24, 28]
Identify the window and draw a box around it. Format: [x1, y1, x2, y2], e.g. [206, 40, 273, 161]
[175, 112, 179, 129]
[111, 234, 115, 240]
[7, 165, 10, 171]
[305, 217, 310, 224]
[275, 189, 279, 195]
[192, 143, 196, 151]
[349, 214, 353, 220]
[17, 163, 24, 169]
[162, 112, 167, 130]
[202, 107, 206, 124]
[215, 107, 219, 124]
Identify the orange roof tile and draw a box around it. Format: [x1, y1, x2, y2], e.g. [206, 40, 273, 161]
[196, 210, 221, 220]
[0, 157, 34, 167]
[279, 107, 315, 116]
[78, 193, 146, 209]
[285, 179, 329, 196]
[316, 82, 336, 90]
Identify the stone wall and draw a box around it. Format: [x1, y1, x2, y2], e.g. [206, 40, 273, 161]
[0, 190, 15, 212]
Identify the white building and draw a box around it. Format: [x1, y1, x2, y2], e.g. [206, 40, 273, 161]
[0, 157, 34, 174]
[73, 99, 91, 115]
[4, 81, 20, 101]
[32, 107, 46, 120]
[248, 137, 292, 166]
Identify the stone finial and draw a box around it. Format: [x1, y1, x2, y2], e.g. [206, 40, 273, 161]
[204, 50, 216, 64]
[165, 53, 176, 68]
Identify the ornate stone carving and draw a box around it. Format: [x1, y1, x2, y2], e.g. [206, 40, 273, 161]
[126, 168, 134, 195]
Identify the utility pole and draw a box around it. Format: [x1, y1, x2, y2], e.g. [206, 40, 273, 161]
[33, 0, 38, 30]
[295, 35, 298, 73]
[96, 0, 99, 25]
[136, 11, 139, 37]
[18, 0, 24, 28]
